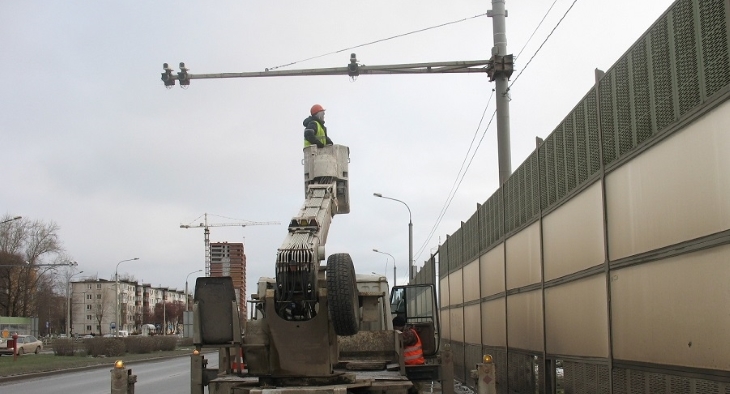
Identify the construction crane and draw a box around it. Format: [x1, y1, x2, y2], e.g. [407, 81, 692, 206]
[180, 213, 280, 277]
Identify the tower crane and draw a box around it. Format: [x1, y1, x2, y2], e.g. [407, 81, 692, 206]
[180, 213, 280, 277]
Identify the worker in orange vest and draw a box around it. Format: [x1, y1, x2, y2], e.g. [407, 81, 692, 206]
[393, 316, 425, 365]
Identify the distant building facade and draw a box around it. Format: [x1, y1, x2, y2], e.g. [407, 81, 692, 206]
[210, 242, 247, 320]
[70, 279, 185, 335]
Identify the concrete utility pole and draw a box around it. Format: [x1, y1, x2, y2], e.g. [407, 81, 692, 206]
[487, 0, 514, 185]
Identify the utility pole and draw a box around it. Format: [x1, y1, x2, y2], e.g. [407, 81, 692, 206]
[487, 0, 514, 185]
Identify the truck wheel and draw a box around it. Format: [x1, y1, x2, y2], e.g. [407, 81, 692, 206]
[326, 253, 359, 336]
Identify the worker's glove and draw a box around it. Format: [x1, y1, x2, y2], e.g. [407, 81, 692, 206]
[316, 143, 325, 148]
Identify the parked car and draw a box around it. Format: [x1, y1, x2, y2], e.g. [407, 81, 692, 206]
[0, 335, 43, 355]
[15, 335, 43, 355]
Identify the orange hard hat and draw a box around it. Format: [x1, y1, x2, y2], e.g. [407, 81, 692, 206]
[310, 104, 325, 115]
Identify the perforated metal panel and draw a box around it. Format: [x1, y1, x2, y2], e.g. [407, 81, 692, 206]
[451, 340, 466, 383]
[463, 343, 484, 386]
[517, 163, 527, 226]
[629, 368, 646, 393]
[481, 346, 508, 394]
[574, 102, 589, 186]
[599, 70, 617, 166]
[564, 114, 577, 194]
[696, 378, 721, 394]
[631, 37, 653, 145]
[651, 17, 675, 132]
[669, 375, 690, 393]
[561, 361, 606, 394]
[612, 367, 728, 394]
[554, 128, 567, 201]
[439, 243, 449, 278]
[616, 57, 634, 157]
[528, 153, 540, 217]
[673, 0, 702, 115]
[504, 172, 516, 233]
[462, 211, 480, 264]
[507, 352, 540, 394]
[586, 91, 601, 176]
[699, 0, 730, 97]
[479, 191, 503, 250]
[447, 229, 463, 271]
[546, 135, 557, 207]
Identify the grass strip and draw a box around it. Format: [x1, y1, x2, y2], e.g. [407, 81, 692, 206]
[0, 348, 195, 377]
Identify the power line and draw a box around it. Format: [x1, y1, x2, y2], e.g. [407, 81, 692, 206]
[509, 0, 581, 89]
[414, 91, 497, 261]
[266, 13, 489, 71]
[515, 0, 560, 60]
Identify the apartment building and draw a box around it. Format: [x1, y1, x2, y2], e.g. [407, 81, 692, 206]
[210, 242, 247, 320]
[70, 279, 185, 335]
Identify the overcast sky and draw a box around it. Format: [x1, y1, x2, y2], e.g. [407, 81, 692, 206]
[1, 1, 676, 299]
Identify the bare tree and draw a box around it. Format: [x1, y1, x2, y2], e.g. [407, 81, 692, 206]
[0, 251, 25, 316]
[93, 287, 114, 336]
[0, 216, 66, 317]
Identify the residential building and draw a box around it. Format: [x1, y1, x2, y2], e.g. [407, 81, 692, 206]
[70, 279, 185, 336]
[210, 242, 247, 320]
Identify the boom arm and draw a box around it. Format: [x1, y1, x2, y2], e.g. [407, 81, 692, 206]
[274, 144, 350, 320]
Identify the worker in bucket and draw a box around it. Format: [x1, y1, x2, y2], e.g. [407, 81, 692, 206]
[303, 104, 333, 148]
[393, 315, 425, 365]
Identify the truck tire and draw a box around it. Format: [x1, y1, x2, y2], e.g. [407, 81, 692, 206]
[326, 253, 359, 336]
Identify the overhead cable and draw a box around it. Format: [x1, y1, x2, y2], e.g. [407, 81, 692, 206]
[509, 0, 580, 89]
[266, 13, 489, 71]
[414, 91, 497, 261]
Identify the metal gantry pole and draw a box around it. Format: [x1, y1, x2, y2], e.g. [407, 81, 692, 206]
[66, 270, 83, 336]
[489, 0, 513, 185]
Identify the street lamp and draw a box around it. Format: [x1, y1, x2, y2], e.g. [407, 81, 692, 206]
[373, 249, 396, 286]
[373, 193, 414, 281]
[0, 216, 22, 225]
[66, 269, 83, 336]
[185, 269, 203, 311]
[115, 257, 139, 337]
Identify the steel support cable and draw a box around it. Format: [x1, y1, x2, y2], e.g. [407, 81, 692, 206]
[515, 0, 560, 60]
[414, 90, 497, 261]
[266, 13, 489, 71]
[509, 0, 580, 89]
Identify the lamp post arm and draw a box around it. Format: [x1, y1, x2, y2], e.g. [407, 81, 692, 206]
[114, 258, 139, 337]
[374, 193, 414, 281]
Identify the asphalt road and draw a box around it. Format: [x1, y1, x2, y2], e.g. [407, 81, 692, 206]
[0, 354, 218, 394]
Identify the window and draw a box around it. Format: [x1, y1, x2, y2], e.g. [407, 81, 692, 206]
[86, 305, 92, 310]
[86, 294, 92, 300]
[87, 284, 92, 290]
[97, 284, 102, 289]
[86, 325, 91, 331]
[96, 294, 101, 299]
[86, 315, 92, 320]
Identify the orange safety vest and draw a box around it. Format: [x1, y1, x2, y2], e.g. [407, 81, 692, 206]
[403, 329, 425, 365]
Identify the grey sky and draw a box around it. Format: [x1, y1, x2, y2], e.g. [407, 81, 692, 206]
[1, 1, 675, 297]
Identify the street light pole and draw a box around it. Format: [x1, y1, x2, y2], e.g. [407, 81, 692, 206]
[66, 269, 83, 336]
[115, 257, 139, 337]
[373, 249, 396, 287]
[185, 269, 203, 311]
[373, 193, 414, 281]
